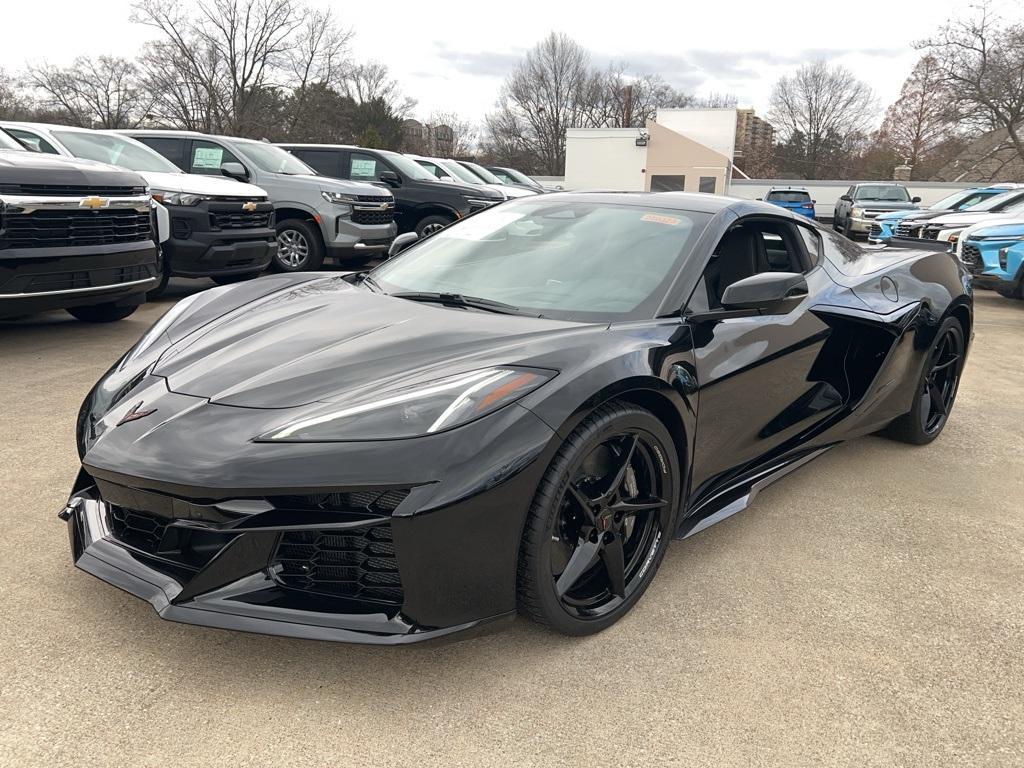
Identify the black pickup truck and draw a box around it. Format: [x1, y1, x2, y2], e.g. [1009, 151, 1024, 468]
[0, 129, 158, 322]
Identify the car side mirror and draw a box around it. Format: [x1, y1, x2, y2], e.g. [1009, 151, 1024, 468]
[912, 196, 922, 203]
[379, 170, 401, 187]
[722, 272, 808, 313]
[221, 162, 248, 182]
[756, 197, 763, 201]
[840, 194, 852, 202]
[387, 232, 418, 258]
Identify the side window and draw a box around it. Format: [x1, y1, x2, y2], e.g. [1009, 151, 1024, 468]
[7, 128, 59, 154]
[136, 137, 187, 170]
[189, 140, 242, 175]
[293, 149, 339, 177]
[349, 152, 381, 182]
[797, 225, 822, 267]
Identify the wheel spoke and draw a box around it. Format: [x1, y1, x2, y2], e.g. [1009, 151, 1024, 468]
[600, 533, 626, 598]
[597, 434, 638, 501]
[567, 483, 598, 525]
[932, 355, 960, 372]
[555, 538, 601, 597]
[610, 496, 667, 514]
[929, 382, 946, 416]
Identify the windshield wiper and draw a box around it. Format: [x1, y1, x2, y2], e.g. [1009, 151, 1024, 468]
[389, 291, 537, 316]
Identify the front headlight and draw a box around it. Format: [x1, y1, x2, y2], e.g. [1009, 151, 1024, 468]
[258, 366, 554, 442]
[151, 189, 208, 206]
[851, 207, 864, 218]
[321, 190, 359, 205]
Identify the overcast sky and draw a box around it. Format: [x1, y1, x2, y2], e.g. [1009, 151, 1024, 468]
[1, 0, 1015, 126]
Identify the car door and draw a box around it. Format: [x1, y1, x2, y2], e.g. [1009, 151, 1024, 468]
[685, 216, 839, 498]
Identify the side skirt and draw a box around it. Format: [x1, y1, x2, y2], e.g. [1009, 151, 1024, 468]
[675, 446, 835, 540]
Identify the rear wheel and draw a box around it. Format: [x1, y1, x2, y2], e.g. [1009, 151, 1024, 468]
[274, 219, 324, 272]
[517, 402, 679, 636]
[66, 302, 139, 323]
[883, 317, 965, 445]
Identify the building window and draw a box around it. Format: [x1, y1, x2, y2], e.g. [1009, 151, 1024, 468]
[651, 175, 685, 192]
[699, 176, 717, 194]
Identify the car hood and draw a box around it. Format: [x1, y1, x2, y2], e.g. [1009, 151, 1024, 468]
[152, 276, 591, 409]
[876, 209, 919, 222]
[855, 201, 918, 212]
[0, 150, 146, 187]
[928, 211, 1010, 228]
[140, 171, 267, 198]
[968, 220, 1024, 239]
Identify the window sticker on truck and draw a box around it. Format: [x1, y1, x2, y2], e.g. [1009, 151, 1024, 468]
[193, 147, 224, 169]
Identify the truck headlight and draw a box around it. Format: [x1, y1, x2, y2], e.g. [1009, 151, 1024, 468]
[257, 366, 555, 442]
[150, 190, 207, 206]
[851, 207, 864, 218]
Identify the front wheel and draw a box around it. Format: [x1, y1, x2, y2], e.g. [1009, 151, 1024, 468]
[66, 302, 139, 323]
[883, 317, 965, 445]
[517, 401, 679, 636]
[415, 214, 454, 238]
[274, 219, 324, 272]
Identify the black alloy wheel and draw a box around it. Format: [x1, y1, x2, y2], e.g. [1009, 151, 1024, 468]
[884, 316, 965, 445]
[518, 402, 678, 635]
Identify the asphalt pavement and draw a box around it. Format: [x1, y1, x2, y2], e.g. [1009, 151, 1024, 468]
[1, 282, 1021, 767]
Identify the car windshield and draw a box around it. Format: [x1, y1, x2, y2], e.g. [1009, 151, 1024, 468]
[461, 161, 504, 184]
[438, 159, 483, 184]
[234, 141, 314, 175]
[854, 185, 910, 202]
[53, 130, 181, 173]
[371, 200, 710, 322]
[766, 190, 810, 203]
[0, 128, 25, 151]
[381, 151, 438, 181]
[500, 167, 539, 186]
[965, 189, 1024, 212]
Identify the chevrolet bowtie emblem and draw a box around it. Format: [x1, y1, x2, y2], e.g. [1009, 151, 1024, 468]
[80, 196, 108, 210]
[116, 401, 157, 426]
[242, 201, 258, 211]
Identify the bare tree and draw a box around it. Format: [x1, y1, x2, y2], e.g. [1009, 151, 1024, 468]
[27, 56, 150, 128]
[768, 60, 878, 178]
[917, 2, 1024, 167]
[343, 61, 415, 119]
[0, 69, 34, 120]
[282, 9, 353, 133]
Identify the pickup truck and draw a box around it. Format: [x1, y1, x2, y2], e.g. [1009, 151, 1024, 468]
[0, 128, 158, 322]
[833, 183, 920, 239]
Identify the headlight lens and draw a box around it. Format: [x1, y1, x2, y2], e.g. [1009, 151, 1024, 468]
[321, 190, 359, 204]
[851, 207, 864, 218]
[467, 197, 499, 209]
[259, 366, 554, 442]
[151, 190, 208, 206]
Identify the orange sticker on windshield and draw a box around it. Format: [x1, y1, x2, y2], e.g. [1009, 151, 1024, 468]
[641, 213, 680, 226]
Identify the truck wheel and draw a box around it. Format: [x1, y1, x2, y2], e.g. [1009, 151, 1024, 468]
[274, 219, 324, 272]
[66, 302, 139, 323]
[415, 214, 454, 237]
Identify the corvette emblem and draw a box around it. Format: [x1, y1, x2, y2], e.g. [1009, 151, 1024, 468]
[79, 196, 109, 210]
[242, 201, 258, 211]
[116, 401, 157, 426]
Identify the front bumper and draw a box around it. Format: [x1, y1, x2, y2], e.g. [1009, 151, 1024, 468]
[165, 203, 277, 278]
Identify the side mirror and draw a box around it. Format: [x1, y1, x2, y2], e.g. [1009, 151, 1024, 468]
[911, 196, 922, 204]
[811, 199, 817, 204]
[839, 194, 852, 202]
[379, 170, 401, 187]
[756, 197, 763, 201]
[221, 162, 248, 181]
[721, 272, 808, 313]
[387, 232, 418, 258]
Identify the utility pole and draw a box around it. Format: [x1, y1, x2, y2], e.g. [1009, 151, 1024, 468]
[622, 84, 633, 127]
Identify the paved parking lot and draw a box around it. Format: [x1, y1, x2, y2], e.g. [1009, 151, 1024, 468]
[1, 284, 1022, 767]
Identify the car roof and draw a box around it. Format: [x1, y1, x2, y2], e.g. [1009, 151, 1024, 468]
[533, 191, 803, 218]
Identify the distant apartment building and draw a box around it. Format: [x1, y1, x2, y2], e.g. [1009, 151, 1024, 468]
[402, 119, 455, 156]
[734, 109, 775, 177]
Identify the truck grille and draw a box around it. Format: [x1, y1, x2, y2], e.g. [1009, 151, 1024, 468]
[351, 208, 394, 226]
[273, 525, 403, 605]
[869, 223, 882, 237]
[2, 210, 151, 249]
[961, 243, 983, 274]
[895, 222, 916, 238]
[210, 211, 272, 230]
[0, 183, 147, 196]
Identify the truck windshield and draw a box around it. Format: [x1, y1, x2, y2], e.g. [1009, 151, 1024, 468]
[235, 141, 314, 175]
[854, 185, 910, 202]
[439, 159, 484, 185]
[382, 151, 440, 182]
[54, 130, 181, 173]
[461, 161, 504, 184]
[0, 128, 26, 151]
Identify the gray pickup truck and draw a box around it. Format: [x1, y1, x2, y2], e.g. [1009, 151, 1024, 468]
[123, 130, 397, 271]
[833, 182, 920, 240]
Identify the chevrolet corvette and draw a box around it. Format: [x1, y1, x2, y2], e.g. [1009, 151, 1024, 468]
[61, 192, 972, 643]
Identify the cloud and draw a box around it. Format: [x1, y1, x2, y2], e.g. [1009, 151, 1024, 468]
[433, 43, 525, 77]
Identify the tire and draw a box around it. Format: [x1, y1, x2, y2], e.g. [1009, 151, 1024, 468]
[415, 214, 454, 238]
[517, 401, 680, 636]
[66, 302, 139, 323]
[883, 316, 965, 445]
[211, 271, 263, 285]
[274, 219, 324, 272]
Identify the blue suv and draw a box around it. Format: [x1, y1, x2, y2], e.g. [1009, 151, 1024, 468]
[961, 222, 1024, 299]
[761, 187, 816, 219]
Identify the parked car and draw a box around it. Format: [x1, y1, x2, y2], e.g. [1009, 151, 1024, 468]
[455, 160, 539, 196]
[833, 183, 920, 239]
[123, 131, 396, 271]
[2, 122, 277, 295]
[278, 143, 504, 237]
[892, 188, 1024, 251]
[760, 186, 816, 219]
[62, 192, 972, 643]
[0, 128, 158, 322]
[960, 221, 1024, 299]
[408, 154, 535, 199]
[486, 166, 545, 192]
[873, 185, 1023, 244]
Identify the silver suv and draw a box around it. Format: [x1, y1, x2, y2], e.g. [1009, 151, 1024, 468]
[122, 130, 397, 270]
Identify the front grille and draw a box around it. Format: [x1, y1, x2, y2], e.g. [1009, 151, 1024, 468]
[0, 183, 147, 196]
[869, 223, 882, 237]
[210, 211, 272, 230]
[274, 525, 402, 604]
[271, 489, 410, 515]
[921, 228, 939, 240]
[2, 210, 151, 248]
[895, 222, 915, 238]
[351, 208, 395, 226]
[961, 243, 983, 274]
[25, 263, 152, 294]
[355, 195, 393, 203]
[109, 506, 169, 554]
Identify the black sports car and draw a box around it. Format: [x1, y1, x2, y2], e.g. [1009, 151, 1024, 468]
[61, 193, 972, 644]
